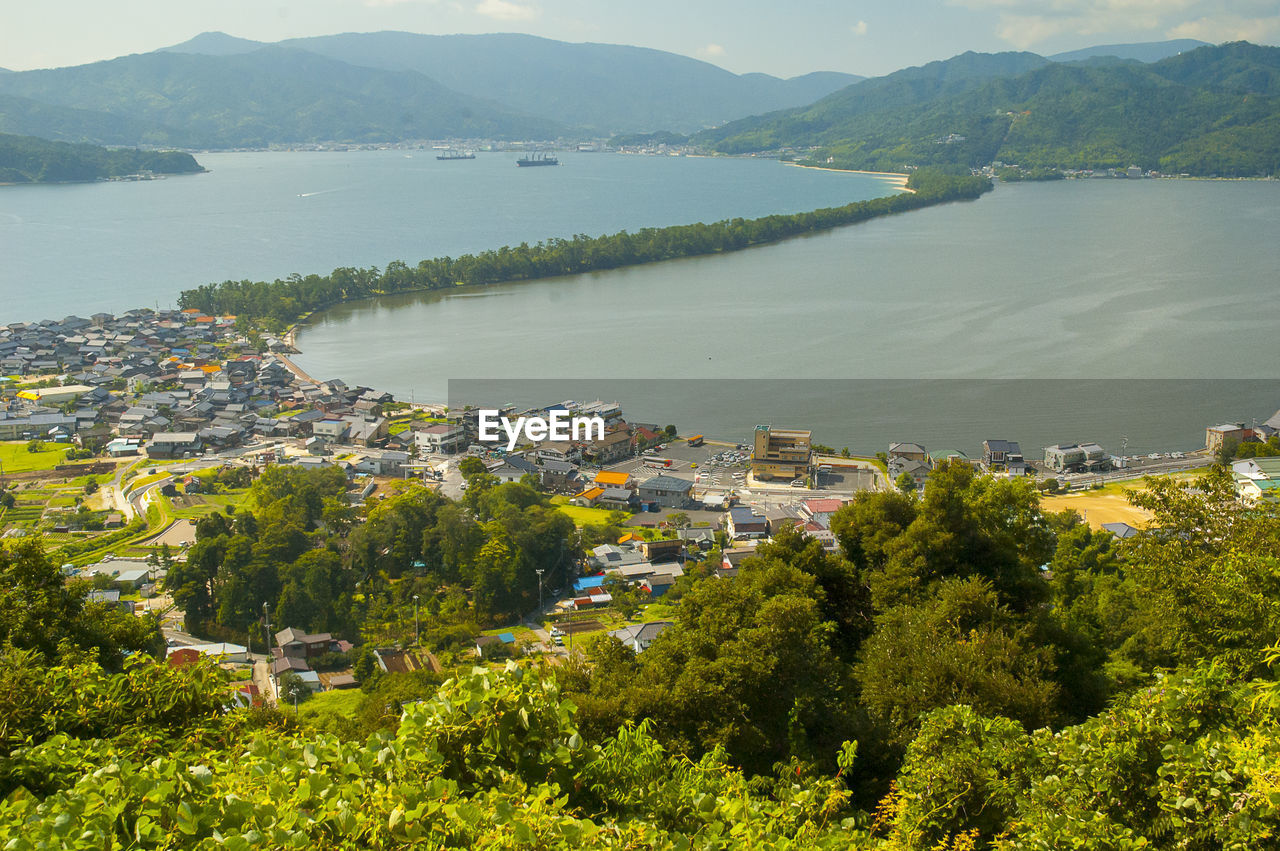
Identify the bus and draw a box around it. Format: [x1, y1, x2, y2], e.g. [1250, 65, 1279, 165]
[687, 434, 704, 447]
[643, 457, 674, 469]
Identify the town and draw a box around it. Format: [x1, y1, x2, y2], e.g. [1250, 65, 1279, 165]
[2, 306, 1279, 709]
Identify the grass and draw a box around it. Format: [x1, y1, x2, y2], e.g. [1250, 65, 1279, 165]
[549, 495, 631, 527]
[167, 490, 251, 520]
[0, 441, 71, 473]
[296, 689, 364, 725]
[126, 472, 170, 492]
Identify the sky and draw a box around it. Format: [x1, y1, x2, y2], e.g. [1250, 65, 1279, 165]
[4, 0, 1279, 77]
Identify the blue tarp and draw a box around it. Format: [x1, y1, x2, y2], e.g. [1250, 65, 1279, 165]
[497, 632, 516, 644]
[573, 576, 606, 593]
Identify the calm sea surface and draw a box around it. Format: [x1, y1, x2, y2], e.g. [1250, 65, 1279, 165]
[294, 177, 1280, 455]
[0, 150, 892, 321]
[3, 151, 1277, 454]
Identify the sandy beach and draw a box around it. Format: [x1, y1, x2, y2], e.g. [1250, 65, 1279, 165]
[783, 161, 913, 191]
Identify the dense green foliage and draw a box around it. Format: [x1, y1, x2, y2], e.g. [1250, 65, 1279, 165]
[0, 539, 162, 668]
[177, 170, 991, 327]
[0, 132, 202, 183]
[0, 48, 565, 148]
[701, 42, 1280, 177]
[7, 463, 1280, 846]
[166, 465, 576, 646]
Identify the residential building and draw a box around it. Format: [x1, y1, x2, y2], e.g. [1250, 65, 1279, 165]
[637, 474, 693, 509]
[414, 422, 467, 455]
[638, 538, 685, 562]
[581, 428, 634, 465]
[607, 621, 673, 653]
[719, 546, 757, 578]
[727, 506, 768, 540]
[888, 442, 928, 463]
[982, 439, 1023, 472]
[274, 627, 334, 661]
[1044, 443, 1111, 473]
[1206, 423, 1251, 453]
[540, 459, 578, 492]
[145, 431, 202, 459]
[593, 470, 632, 490]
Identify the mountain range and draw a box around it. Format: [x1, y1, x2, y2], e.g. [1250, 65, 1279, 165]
[698, 42, 1280, 177]
[0, 31, 1272, 178]
[0, 31, 865, 147]
[161, 31, 865, 135]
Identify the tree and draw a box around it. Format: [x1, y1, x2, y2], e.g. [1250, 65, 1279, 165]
[894, 471, 916, 494]
[664, 425, 678, 438]
[666, 512, 690, 529]
[277, 671, 311, 706]
[0, 539, 161, 669]
[1217, 436, 1240, 465]
[856, 577, 1059, 743]
[25, 439, 44, 454]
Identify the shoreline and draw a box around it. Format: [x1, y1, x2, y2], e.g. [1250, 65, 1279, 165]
[782, 161, 914, 192]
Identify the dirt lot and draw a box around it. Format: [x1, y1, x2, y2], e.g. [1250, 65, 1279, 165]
[1041, 492, 1153, 529]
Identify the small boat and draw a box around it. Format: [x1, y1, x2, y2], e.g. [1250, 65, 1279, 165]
[516, 153, 559, 167]
[437, 150, 476, 161]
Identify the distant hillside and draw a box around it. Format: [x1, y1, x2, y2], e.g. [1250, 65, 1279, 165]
[0, 92, 180, 146]
[0, 47, 565, 147]
[1049, 39, 1211, 64]
[0, 132, 203, 183]
[164, 30, 865, 133]
[157, 31, 265, 56]
[696, 50, 1051, 153]
[699, 42, 1280, 177]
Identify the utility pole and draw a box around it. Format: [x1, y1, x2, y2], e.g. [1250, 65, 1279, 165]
[536, 569, 545, 618]
[263, 601, 275, 699]
[413, 594, 420, 647]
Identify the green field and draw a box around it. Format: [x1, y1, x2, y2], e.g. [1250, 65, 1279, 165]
[295, 688, 363, 726]
[549, 495, 630, 527]
[0, 441, 71, 473]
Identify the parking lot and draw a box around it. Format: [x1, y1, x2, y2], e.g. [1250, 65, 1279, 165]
[603, 438, 882, 503]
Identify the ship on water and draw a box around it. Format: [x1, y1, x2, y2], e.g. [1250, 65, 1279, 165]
[516, 152, 559, 167]
[437, 150, 476, 160]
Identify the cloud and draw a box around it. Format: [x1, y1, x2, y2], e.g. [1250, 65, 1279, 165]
[1167, 14, 1280, 42]
[697, 43, 726, 58]
[363, 0, 439, 6]
[474, 0, 538, 21]
[851, 20, 869, 36]
[945, 0, 1275, 48]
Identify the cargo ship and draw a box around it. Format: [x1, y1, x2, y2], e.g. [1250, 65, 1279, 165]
[516, 153, 559, 167]
[437, 150, 476, 160]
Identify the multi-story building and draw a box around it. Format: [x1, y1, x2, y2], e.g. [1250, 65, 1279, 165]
[750, 424, 812, 481]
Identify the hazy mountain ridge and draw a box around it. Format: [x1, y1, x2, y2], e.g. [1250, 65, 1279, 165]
[0, 47, 566, 147]
[699, 42, 1280, 177]
[162, 30, 865, 133]
[0, 92, 183, 147]
[1048, 38, 1211, 64]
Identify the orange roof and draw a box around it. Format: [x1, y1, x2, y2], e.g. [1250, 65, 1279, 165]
[194, 316, 215, 323]
[617, 532, 637, 544]
[180, 308, 201, 314]
[575, 487, 604, 501]
[200, 364, 221, 373]
[594, 471, 630, 487]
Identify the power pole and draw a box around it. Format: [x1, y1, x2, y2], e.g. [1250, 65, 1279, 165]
[413, 594, 420, 647]
[263, 601, 275, 698]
